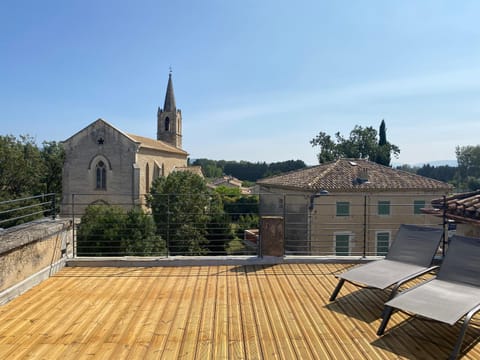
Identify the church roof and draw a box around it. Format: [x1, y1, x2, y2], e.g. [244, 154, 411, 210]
[163, 73, 176, 112]
[257, 158, 452, 193]
[128, 133, 187, 156]
[173, 165, 204, 177]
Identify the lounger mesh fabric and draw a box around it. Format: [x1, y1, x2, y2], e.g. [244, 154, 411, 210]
[384, 235, 480, 325]
[338, 224, 443, 290]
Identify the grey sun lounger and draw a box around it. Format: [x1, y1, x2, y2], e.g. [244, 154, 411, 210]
[378, 234, 480, 360]
[330, 224, 443, 302]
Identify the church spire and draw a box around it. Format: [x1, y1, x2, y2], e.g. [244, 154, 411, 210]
[157, 70, 182, 148]
[163, 70, 176, 112]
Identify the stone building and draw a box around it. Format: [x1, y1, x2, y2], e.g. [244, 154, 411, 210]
[61, 73, 188, 216]
[257, 158, 452, 256]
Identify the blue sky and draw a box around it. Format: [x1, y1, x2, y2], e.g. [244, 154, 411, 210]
[1, 1, 479, 165]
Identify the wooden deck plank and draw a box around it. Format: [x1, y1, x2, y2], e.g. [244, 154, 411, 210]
[213, 266, 229, 359]
[147, 267, 191, 358]
[236, 266, 263, 359]
[161, 266, 199, 359]
[252, 266, 298, 359]
[195, 266, 217, 359]
[176, 266, 207, 359]
[227, 267, 247, 359]
[0, 264, 479, 359]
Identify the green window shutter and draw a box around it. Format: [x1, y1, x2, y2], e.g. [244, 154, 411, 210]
[378, 201, 390, 216]
[376, 232, 390, 256]
[414, 200, 425, 214]
[335, 234, 350, 256]
[336, 202, 350, 216]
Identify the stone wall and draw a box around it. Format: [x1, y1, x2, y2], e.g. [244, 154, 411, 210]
[260, 216, 284, 257]
[0, 218, 72, 304]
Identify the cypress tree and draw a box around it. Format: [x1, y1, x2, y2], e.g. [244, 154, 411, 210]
[376, 119, 391, 166]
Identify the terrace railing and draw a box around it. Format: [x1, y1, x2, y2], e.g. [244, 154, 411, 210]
[259, 192, 448, 258]
[0, 193, 57, 229]
[67, 192, 448, 258]
[68, 193, 259, 258]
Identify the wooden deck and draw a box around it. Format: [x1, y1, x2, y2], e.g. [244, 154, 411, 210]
[0, 263, 479, 359]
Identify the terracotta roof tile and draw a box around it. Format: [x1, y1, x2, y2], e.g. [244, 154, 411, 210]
[128, 134, 188, 156]
[173, 165, 204, 177]
[426, 190, 480, 224]
[257, 158, 452, 193]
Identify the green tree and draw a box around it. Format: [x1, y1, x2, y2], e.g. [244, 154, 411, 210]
[40, 141, 64, 195]
[395, 164, 419, 173]
[122, 207, 166, 256]
[76, 204, 165, 256]
[192, 158, 307, 182]
[375, 119, 391, 166]
[0, 135, 45, 197]
[147, 171, 210, 255]
[455, 145, 480, 190]
[76, 205, 126, 256]
[191, 158, 223, 178]
[310, 122, 400, 165]
[264, 160, 307, 177]
[205, 191, 235, 255]
[416, 164, 457, 183]
[309, 132, 339, 163]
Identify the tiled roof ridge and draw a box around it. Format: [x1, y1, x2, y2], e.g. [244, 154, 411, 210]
[257, 157, 451, 192]
[306, 159, 339, 190]
[128, 133, 187, 155]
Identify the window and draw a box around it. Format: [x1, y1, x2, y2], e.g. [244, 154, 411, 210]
[378, 200, 390, 216]
[376, 232, 390, 256]
[146, 163, 150, 193]
[154, 163, 160, 179]
[96, 161, 106, 190]
[414, 200, 425, 214]
[335, 234, 350, 256]
[278, 197, 284, 210]
[336, 202, 350, 216]
[165, 117, 170, 131]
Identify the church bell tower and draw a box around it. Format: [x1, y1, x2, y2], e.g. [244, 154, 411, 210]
[157, 71, 182, 148]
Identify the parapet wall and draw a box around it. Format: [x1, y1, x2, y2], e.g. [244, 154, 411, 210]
[0, 218, 72, 304]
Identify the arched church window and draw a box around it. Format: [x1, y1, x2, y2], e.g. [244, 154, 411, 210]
[165, 117, 170, 131]
[96, 161, 107, 190]
[146, 163, 150, 193]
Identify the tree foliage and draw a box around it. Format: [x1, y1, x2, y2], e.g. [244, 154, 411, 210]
[147, 171, 211, 255]
[40, 141, 64, 195]
[191, 158, 307, 181]
[416, 164, 457, 183]
[375, 119, 391, 166]
[205, 191, 236, 255]
[0, 135, 45, 197]
[76, 204, 165, 256]
[0, 135, 64, 199]
[455, 145, 480, 191]
[310, 122, 400, 165]
[456, 145, 480, 179]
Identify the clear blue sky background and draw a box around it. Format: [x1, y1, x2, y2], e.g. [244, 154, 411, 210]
[1, 1, 479, 165]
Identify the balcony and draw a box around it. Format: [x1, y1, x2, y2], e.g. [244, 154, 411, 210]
[1, 194, 478, 358]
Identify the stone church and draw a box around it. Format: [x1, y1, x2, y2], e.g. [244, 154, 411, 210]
[61, 73, 192, 215]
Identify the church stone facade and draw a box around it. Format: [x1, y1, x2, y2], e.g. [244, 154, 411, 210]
[61, 73, 188, 216]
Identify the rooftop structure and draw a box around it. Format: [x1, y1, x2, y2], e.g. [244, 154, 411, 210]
[1, 264, 479, 359]
[257, 158, 452, 192]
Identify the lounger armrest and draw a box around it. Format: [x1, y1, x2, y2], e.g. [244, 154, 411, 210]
[389, 265, 439, 300]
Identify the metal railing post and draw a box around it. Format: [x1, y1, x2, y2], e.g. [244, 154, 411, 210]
[72, 194, 76, 258]
[51, 194, 56, 219]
